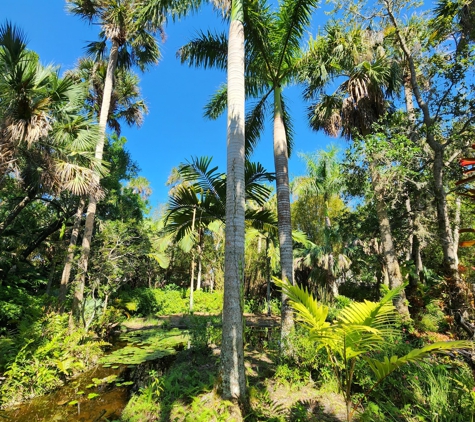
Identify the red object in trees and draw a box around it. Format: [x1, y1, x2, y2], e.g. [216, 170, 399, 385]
[460, 158, 475, 166]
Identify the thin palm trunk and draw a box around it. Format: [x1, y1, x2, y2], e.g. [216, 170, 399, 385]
[370, 162, 410, 317]
[190, 207, 196, 312]
[59, 197, 86, 309]
[220, 5, 247, 402]
[273, 86, 294, 344]
[73, 39, 119, 319]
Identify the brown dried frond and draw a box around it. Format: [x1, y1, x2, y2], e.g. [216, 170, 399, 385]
[210, 0, 230, 17]
[3, 113, 51, 148]
[323, 112, 342, 138]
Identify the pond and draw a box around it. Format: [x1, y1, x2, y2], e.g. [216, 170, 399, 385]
[0, 328, 187, 421]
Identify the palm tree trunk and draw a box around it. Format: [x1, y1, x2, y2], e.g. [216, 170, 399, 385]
[370, 162, 410, 318]
[273, 86, 295, 345]
[190, 207, 196, 313]
[74, 39, 119, 320]
[59, 197, 85, 309]
[220, 3, 247, 403]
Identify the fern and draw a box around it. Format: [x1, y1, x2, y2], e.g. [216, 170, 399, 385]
[275, 278, 474, 421]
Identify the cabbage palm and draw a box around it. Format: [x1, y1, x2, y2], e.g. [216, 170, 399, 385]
[59, 56, 149, 309]
[302, 23, 409, 317]
[179, 0, 320, 345]
[67, 0, 161, 316]
[292, 146, 346, 297]
[0, 23, 104, 236]
[275, 278, 473, 421]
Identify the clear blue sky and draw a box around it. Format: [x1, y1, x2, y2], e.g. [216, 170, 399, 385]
[0, 0, 339, 209]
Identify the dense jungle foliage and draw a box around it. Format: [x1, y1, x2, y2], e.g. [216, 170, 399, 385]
[1, 0, 475, 420]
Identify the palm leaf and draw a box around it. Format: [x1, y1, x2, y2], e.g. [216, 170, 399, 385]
[365, 340, 474, 381]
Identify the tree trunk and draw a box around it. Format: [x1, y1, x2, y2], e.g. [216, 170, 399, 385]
[454, 196, 461, 267]
[220, 7, 247, 403]
[273, 86, 295, 347]
[385, 2, 464, 310]
[370, 162, 410, 318]
[189, 207, 196, 313]
[74, 39, 119, 320]
[59, 198, 85, 309]
[0, 192, 34, 237]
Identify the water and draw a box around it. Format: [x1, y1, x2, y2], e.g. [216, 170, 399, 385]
[0, 363, 129, 421]
[0, 328, 186, 421]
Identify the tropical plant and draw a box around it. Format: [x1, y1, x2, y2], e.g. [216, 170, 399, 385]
[67, 0, 162, 318]
[179, 0, 320, 346]
[292, 145, 347, 298]
[0, 23, 104, 235]
[301, 22, 411, 316]
[165, 156, 275, 311]
[275, 277, 473, 421]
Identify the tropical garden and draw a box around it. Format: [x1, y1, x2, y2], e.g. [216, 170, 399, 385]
[0, 0, 475, 420]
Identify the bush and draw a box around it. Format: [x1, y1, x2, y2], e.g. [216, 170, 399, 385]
[116, 288, 223, 317]
[0, 313, 106, 407]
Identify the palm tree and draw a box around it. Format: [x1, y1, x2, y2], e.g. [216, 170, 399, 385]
[0, 23, 104, 237]
[179, 0, 320, 346]
[141, 0, 248, 401]
[292, 146, 346, 297]
[59, 55, 149, 309]
[301, 23, 409, 317]
[165, 156, 275, 310]
[67, 0, 161, 317]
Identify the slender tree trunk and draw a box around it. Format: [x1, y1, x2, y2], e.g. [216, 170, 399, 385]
[74, 40, 119, 319]
[59, 198, 86, 309]
[266, 237, 271, 316]
[220, 6, 247, 403]
[454, 196, 461, 267]
[273, 86, 295, 346]
[196, 229, 203, 290]
[385, 3, 463, 310]
[370, 162, 410, 318]
[0, 192, 34, 236]
[190, 208, 196, 313]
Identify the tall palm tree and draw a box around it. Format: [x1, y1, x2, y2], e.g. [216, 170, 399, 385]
[292, 146, 346, 297]
[59, 57, 149, 308]
[141, 0, 248, 401]
[0, 23, 104, 236]
[67, 0, 161, 317]
[179, 0, 320, 346]
[302, 23, 410, 317]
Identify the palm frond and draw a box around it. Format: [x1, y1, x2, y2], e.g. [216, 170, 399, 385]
[178, 31, 228, 70]
[245, 96, 270, 158]
[204, 84, 227, 120]
[365, 340, 474, 381]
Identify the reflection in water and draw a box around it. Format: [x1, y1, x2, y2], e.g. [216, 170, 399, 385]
[0, 328, 186, 421]
[1, 364, 129, 421]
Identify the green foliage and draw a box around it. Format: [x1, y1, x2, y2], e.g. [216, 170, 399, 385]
[117, 287, 223, 317]
[0, 313, 105, 406]
[417, 301, 447, 333]
[276, 278, 473, 421]
[99, 329, 186, 366]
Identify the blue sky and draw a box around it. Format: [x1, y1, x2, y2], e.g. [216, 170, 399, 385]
[0, 0, 339, 210]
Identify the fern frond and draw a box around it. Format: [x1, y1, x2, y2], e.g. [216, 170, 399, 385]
[365, 340, 473, 381]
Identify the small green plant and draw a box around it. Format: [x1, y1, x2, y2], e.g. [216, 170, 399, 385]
[275, 278, 473, 421]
